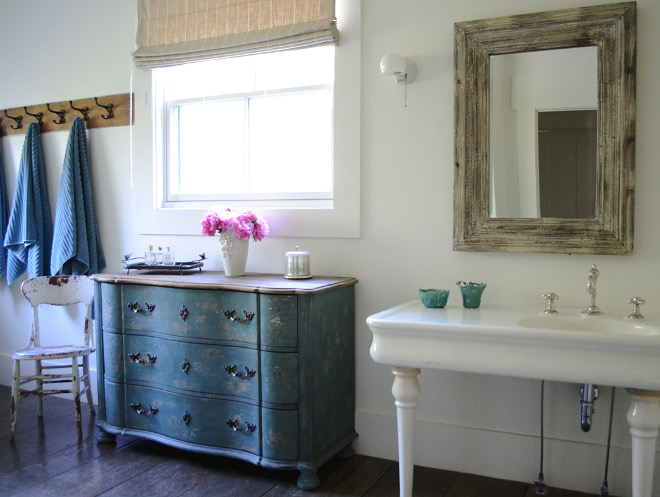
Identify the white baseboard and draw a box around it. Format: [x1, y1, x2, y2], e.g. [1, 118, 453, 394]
[354, 409, 658, 497]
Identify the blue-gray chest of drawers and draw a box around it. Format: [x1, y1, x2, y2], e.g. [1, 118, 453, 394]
[91, 272, 358, 490]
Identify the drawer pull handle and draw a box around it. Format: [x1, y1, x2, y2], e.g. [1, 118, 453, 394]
[222, 309, 255, 322]
[182, 411, 192, 426]
[224, 364, 256, 378]
[127, 301, 156, 314]
[180, 305, 188, 321]
[181, 359, 191, 374]
[130, 402, 158, 416]
[129, 352, 157, 365]
[226, 419, 256, 433]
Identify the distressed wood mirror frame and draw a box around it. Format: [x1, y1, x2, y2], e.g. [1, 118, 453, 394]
[453, 2, 636, 254]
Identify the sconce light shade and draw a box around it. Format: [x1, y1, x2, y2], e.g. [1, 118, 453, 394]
[380, 52, 417, 84]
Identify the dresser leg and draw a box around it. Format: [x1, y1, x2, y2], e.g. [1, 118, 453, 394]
[336, 443, 355, 459]
[391, 367, 421, 497]
[297, 464, 320, 490]
[96, 426, 117, 444]
[626, 389, 660, 497]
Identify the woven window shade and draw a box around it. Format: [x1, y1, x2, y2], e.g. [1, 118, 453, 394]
[133, 0, 337, 69]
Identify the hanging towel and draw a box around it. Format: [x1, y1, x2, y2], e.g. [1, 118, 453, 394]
[0, 138, 9, 276]
[4, 122, 53, 285]
[51, 117, 106, 276]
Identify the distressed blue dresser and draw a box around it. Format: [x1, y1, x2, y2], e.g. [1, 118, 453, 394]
[91, 272, 357, 489]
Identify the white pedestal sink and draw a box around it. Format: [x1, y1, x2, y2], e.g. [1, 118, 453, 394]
[367, 302, 660, 497]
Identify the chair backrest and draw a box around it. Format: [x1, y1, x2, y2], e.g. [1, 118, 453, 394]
[20, 276, 95, 348]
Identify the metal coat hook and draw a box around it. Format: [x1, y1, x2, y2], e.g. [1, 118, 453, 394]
[4, 109, 23, 130]
[24, 107, 43, 125]
[69, 101, 89, 121]
[94, 97, 114, 119]
[46, 103, 66, 125]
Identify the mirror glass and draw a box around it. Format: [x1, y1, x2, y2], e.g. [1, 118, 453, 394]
[490, 47, 598, 219]
[453, 2, 636, 255]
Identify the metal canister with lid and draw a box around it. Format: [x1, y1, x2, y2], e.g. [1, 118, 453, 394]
[284, 246, 311, 279]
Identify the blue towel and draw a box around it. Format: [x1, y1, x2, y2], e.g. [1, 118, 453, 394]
[4, 122, 53, 284]
[51, 117, 106, 276]
[0, 138, 9, 276]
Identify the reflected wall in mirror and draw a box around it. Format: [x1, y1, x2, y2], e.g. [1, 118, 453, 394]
[454, 2, 636, 254]
[490, 47, 598, 219]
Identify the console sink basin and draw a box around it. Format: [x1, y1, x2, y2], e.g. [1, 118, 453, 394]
[367, 301, 660, 390]
[518, 310, 660, 336]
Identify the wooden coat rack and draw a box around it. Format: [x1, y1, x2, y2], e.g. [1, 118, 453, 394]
[0, 93, 133, 136]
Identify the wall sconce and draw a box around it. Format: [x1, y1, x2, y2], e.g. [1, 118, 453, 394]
[380, 53, 417, 85]
[380, 52, 416, 107]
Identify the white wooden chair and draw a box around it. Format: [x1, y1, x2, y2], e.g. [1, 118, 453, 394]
[10, 275, 96, 442]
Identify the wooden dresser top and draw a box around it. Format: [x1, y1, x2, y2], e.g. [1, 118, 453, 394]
[91, 271, 357, 295]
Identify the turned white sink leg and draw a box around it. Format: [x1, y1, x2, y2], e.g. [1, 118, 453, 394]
[391, 366, 421, 497]
[626, 389, 660, 497]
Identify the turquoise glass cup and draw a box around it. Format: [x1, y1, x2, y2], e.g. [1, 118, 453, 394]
[457, 281, 487, 308]
[419, 289, 450, 308]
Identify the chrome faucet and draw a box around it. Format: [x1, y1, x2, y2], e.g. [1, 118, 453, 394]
[585, 264, 602, 315]
[628, 296, 645, 319]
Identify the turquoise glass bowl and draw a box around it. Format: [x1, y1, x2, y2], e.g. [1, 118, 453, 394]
[457, 281, 487, 308]
[419, 289, 450, 308]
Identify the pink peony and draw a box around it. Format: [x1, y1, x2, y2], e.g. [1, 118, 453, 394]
[232, 215, 255, 240]
[252, 216, 270, 241]
[201, 211, 220, 236]
[200, 207, 269, 241]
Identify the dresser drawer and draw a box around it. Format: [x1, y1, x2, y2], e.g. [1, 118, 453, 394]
[261, 351, 298, 405]
[260, 295, 298, 348]
[104, 379, 127, 427]
[102, 330, 125, 382]
[262, 406, 299, 461]
[119, 284, 258, 344]
[125, 384, 260, 454]
[123, 333, 260, 400]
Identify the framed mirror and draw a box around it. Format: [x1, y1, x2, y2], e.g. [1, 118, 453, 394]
[453, 2, 636, 254]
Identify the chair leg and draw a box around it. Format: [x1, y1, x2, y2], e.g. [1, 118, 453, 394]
[72, 359, 82, 441]
[82, 356, 95, 416]
[36, 359, 43, 418]
[10, 360, 20, 443]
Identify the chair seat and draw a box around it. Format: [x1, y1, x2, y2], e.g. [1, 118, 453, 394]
[12, 345, 95, 360]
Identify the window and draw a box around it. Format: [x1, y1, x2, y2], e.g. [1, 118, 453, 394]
[155, 47, 334, 207]
[133, 0, 359, 238]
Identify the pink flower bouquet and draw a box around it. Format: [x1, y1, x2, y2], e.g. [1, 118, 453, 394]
[201, 207, 270, 241]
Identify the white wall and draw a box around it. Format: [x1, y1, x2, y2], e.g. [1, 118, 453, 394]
[1, 1, 659, 496]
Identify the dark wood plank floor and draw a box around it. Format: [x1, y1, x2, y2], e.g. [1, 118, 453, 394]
[0, 385, 608, 497]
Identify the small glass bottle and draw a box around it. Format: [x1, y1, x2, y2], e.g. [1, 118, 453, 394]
[144, 245, 157, 265]
[162, 246, 175, 266]
[156, 246, 164, 265]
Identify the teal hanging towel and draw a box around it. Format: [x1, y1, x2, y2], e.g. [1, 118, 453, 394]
[51, 117, 106, 276]
[4, 122, 53, 284]
[0, 138, 9, 276]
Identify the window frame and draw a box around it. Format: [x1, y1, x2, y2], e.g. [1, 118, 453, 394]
[164, 83, 334, 204]
[131, 0, 359, 239]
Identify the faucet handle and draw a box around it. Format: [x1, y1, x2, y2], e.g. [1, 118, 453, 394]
[542, 292, 559, 314]
[627, 296, 645, 320]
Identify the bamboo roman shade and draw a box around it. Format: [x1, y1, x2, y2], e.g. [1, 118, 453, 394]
[133, 0, 338, 69]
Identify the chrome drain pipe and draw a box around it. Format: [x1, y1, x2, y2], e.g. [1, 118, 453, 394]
[580, 383, 599, 432]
